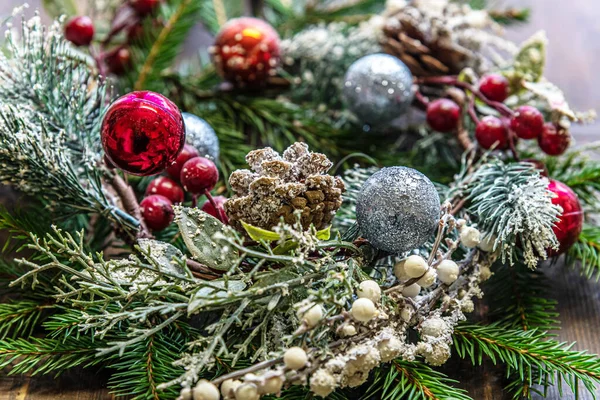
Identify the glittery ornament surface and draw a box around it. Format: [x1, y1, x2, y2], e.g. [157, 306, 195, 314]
[548, 179, 583, 255]
[342, 53, 414, 125]
[182, 113, 220, 162]
[211, 17, 280, 86]
[356, 167, 440, 254]
[101, 91, 185, 176]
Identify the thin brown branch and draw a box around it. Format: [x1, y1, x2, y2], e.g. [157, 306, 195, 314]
[110, 173, 151, 239]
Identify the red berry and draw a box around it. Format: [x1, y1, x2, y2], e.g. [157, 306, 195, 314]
[145, 176, 184, 204]
[167, 144, 200, 181]
[180, 157, 218, 194]
[522, 158, 548, 177]
[65, 16, 94, 46]
[426, 99, 461, 133]
[475, 116, 508, 150]
[538, 123, 570, 156]
[547, 180, 583, 255]
[106, 47, 132, 75]
[131, 0, 161, 15]
[140, 195, 174, 231]
[201, 196, 229, 223]
[101, 91, 185, 176]
[212, 17, 280, 86]
[510, 105, 544, 139]
[479, 74, 509, 103]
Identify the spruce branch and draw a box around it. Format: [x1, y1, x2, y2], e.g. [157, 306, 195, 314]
[0, 301, 52, 340]
[566, 226, 600, 281]
[453, 324, 600, 398]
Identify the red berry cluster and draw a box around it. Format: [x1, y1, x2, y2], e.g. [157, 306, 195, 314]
[422, 73, 571, 157]
[140, 144, 226, 231]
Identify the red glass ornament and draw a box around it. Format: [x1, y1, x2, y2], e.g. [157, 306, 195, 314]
[479, 74, 509, 103]
[106, 47, 132, 75]
[510, 105, 544, 140]
[201, 195, 228, 223]
[140, 194, 174, 231]
[538, 123, 570, 156]
[101, 91, 185, 176]
[65, 16, 94, 46]
[131, 0, 161, 15]
[522, 158, 548, 177]
[547, 180, 583, 255]
[145, 176, 184, 204]
[475, 116, 508, 150]
[167, 144, 199, 181]
[426, 99, 461, 133]
[211, 17, 280, 86]
[180, 157, 218, 194]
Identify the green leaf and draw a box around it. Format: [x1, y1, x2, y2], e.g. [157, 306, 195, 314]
[175, 207, 238, 271]
[316, 225, 331, 240]
[42, 0, 77, 18]
[188, 280, 246, 314]
[505, 31, 547, 86]
[136, 239, 188, 278]
[241, 221, 281, 242]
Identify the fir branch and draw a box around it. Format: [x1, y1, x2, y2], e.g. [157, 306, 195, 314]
[132, 0, 203, 91]
[0, 205, 50, 254]
[365, 359, 473, 400]
[485, 263, 559, 332]
[0, 336, 103, 376]
[453, 324, 600, 398]
[566, 226, 600, 281]
[547, 153, 600, 209]
[0, 300, 52, 340]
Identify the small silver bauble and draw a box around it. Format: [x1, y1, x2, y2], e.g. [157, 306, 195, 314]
[342, 53, 414, 125]
[182, 112, 220, 161]
[356, 166, 440, 254]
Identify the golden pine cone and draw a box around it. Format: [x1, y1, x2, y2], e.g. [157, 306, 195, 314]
[224, 143, 345, 231]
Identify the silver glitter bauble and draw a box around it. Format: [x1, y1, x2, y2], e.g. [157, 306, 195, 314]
[182, 112, 220, 161]
[342, 53, 414, 125]
[356, 167, 440, 254]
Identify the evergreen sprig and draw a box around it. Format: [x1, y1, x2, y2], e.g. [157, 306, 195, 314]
[454, 324, 600, 398]
[365, 360, 473, 400]
[546, 150, 600, 209]
[567, 226, 600, 281]
[0, 300, 51, 340]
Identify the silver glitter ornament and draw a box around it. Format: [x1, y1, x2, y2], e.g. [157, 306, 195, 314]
[356, 167, 440, 254]
[342, 53, 414, 125]
[182, 112, 220, 161]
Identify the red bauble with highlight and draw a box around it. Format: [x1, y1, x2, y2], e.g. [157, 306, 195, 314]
[180, 157, 218, 194]
[201, 195, 228, 223]
[101, 91, 185, 176]
[167, 144, 199, 181]
[140, 194, 174, 231]
[65, 16, 95, 46]
[145, 176, 184, 204]
[426, 99, 461, 133]
[211, 17, 280, 86]
[547, 180, 583, 255]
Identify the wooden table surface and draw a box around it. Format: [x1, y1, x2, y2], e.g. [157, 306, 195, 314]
[1, 0, 599, 399]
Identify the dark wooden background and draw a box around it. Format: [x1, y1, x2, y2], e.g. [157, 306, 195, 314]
[0, 0, 599, 398]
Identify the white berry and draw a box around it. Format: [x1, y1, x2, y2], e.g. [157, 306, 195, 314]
[284, 347, 308, 370]
[437, 260, 459, 284]
[460, 226, 481, 248]
[478, 235, 496, 252]
[341, 324, 357, 337]
[393, 260, 407, 280]
[181, 387, 193, 400]
[259, 376, 283, 395]
[351, 298, 377, 322]
[357, 280, 381, 303]
[234, 383, 259, 400]
[220, 379, 242, 399]
[193, 380, 220, 400]
[479, 266, 492, 281]
[402, 283, 421, 298]
[298, 304, 323, 328]
[421, 317, 448, 337]
[404, 255, 428, 278]
[417, 268, 437, 288]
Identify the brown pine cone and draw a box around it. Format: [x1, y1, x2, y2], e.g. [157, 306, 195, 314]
[225, 143, 345, 232]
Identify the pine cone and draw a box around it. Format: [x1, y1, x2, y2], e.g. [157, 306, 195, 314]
[225, 143, 345, 231]
[381, 1, 498, 77]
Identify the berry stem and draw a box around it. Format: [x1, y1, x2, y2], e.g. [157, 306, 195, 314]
[191, 194, 198, 208]
[507, 131, 520, 161]
[414, 90, 429, 109]
[204, 190, 227, 224]
[466, 95, 480, 125]
[416, 76, 514, 117]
